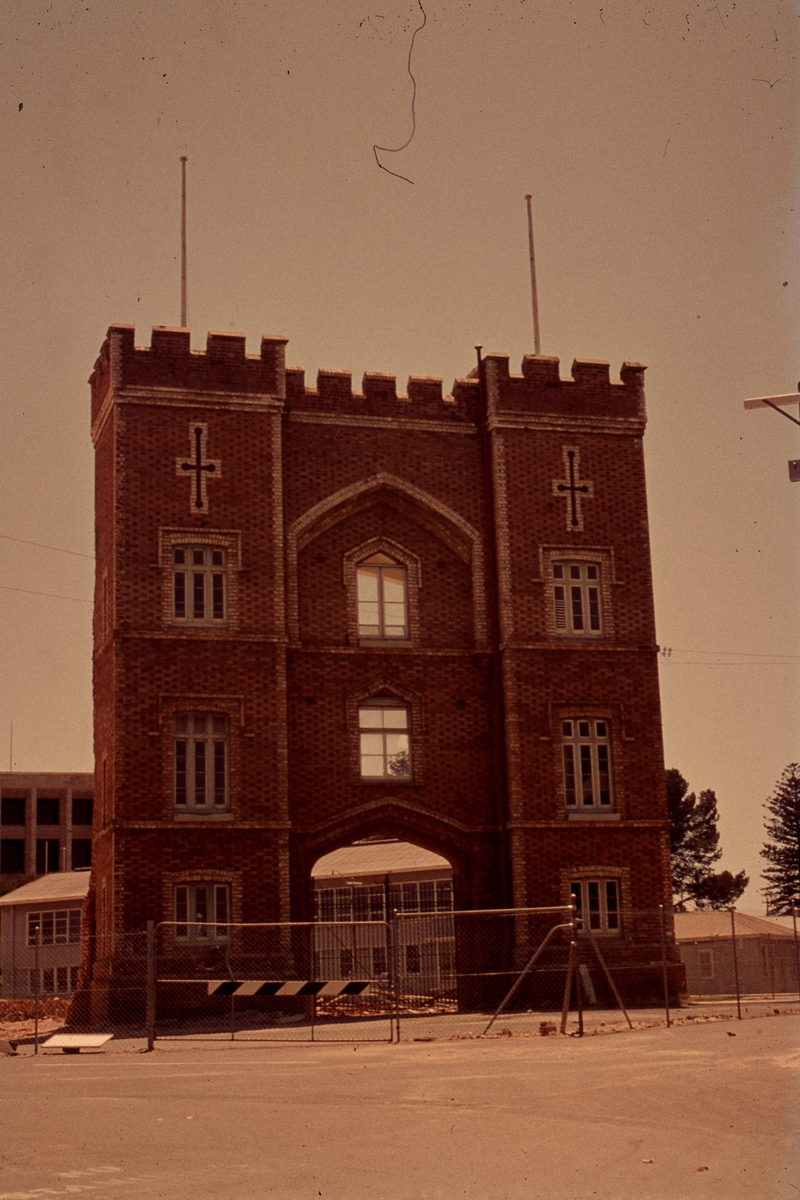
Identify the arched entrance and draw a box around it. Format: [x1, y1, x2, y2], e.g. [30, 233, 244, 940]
[311, 838, 456, 1002]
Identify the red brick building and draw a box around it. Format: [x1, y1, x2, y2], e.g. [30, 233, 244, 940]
[85, 323, 675, 1014]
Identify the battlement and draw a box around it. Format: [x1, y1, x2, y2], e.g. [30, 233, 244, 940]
[89, 324, 289, 425]
[285, 366, 478, 423]
[482, 353, 646, 421]
[90, 327, 646, 430]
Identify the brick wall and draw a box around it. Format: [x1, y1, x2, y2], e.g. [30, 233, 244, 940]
[87, 324, 670, 1005]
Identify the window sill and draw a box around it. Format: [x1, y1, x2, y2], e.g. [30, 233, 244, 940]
[358, 777, 415, 785]
[566, 811, 621, 821]
[173, 812, 233, 821]
[357, 638, 414, 648]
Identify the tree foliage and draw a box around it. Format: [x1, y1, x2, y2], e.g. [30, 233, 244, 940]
[760, 763, 800, 914]
[666, 769, 748, 909]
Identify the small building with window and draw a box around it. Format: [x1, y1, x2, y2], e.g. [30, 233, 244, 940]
[0, 871, 90, 998]
[674, 911, 799, 996]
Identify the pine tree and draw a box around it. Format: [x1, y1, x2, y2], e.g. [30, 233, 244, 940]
[761, 763, 800, 914]
[666, 769, 748, 909]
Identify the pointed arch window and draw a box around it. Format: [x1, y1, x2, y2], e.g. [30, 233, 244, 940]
[356, 554, 408, 640]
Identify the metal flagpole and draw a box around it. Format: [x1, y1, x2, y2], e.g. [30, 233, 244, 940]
[180, 157, 188, 328]
[524, 195, 541, 356]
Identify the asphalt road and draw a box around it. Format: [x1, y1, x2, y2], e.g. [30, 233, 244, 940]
[1, 1015, 798, 1200]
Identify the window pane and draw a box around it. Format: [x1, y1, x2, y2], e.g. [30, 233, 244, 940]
[55, 911, 68, 944]
[194, 741, 207, 805]
[193, 549, 204, 566]
[174, 548, 185, 565]
[193, 572, 205, 619]
[606, 881, 619, 929]
[406, 944, 421, 973]
[357, 567, 380, 601]
[27, 913, 39, 946]
[436, 880, 453, 911]
[587, 565, 598, 580]
[43, 968, 54, 994]
[578, 722, 591, 738]
[553, 564, 564, 579]
[69, 910, 82, 942]
[402, 883, 418, 912]
[42, 912, 54, 944]
[580, 744, 594, 805]
[175, 740, 187, 805]
[419, 882, 435, 912]
[597, 744, 611, 805]
[385, 709, 408, 729]
[211, 550, 223, 567]
[563, 746, 577, 805]
[570, 586, 584, 630]
[359, 709, 384, 729]
[194, 885, 208, 935]
[554, 585, 566, 629]
[56, 966, 69, 995]
[212, 573, 224, 620]
[386, 734, 410, 776]
[174, 571, 186, 618]
[587, 881, 601, 929]
[213, 741, 226, 806]
[588, 587, 601, 631]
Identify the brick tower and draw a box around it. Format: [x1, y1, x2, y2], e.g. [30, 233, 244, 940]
[86, 324, 676, 1017]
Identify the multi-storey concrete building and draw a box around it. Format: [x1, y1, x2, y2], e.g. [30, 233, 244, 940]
[83, 323, 677, 1017]
[0, 773, 93, 881]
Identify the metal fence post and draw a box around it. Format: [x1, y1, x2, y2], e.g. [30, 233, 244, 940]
[792, 904, 800, 1005]
[146, 920, 156, 1051]
[33, 923, 40, 1055]
[658, 905, 671, 1028]
[729, 906, 742, 1019]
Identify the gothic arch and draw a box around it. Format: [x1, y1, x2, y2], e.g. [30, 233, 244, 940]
[286, 472, 488, 647]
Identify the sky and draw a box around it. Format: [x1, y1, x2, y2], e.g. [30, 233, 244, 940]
[0, 0, 797, 912]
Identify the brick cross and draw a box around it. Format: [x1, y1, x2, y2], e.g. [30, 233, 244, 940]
[176, 423, 221, 514]
[552, 446, 593, 532]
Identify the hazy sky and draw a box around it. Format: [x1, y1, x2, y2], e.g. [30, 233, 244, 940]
[0, 0, 797, 911]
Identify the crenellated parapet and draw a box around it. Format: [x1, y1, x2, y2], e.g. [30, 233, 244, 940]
[89, 325, 289, 426]
[284, 365, 479, 423]
[483, 353, 646, 423]
[90, 327, 645, 432]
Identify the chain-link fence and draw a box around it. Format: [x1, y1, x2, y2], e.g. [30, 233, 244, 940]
[150, 919, 395, 1043]
[17, 905, 793, 1049]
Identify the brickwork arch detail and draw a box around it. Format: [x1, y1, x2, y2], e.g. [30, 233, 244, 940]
[286, 472, 487, 647]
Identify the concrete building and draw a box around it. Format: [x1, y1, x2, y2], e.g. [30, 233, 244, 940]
[0, 870, 90, 998]
[0, 773, 94, 882]
[84, 323, 679, 1018]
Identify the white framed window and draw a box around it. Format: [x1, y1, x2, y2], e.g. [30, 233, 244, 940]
[174, 883, 230, 942]
[29, 966, 78, 996]
[27, 909, 82, 946]
[359, 698, 411, 779]
[562, 720, 612, 808]
[356, 554, 408, 639]
[553, 562, 601, 635]
[173, 546, 226, 625]
[698, 949, 715, 980]
[174, 714, 229, 811]
[570, 879, 620, 933]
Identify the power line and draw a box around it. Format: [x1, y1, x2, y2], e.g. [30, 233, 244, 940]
[0, 533, 94, 559]
[0, 584, 92, 604]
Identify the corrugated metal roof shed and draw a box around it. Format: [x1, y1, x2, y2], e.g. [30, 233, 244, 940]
[0, 871, 91, 907]
[312, 840, 450, 878]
